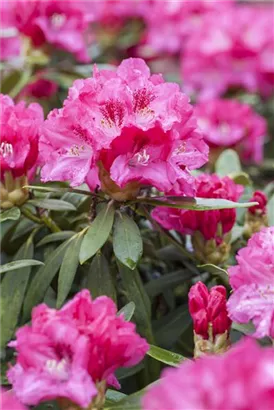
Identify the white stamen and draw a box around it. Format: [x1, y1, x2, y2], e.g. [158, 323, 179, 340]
[46, 358, 69, 381]
[51, 13, 66, 28]
[0, 142, 13, 158]
[132, 149, 150, 166]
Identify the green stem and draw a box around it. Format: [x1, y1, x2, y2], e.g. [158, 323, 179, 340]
[22, 207, 61, 233]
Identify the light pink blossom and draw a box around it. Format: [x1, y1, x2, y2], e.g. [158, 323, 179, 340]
[152, 173, 243, 241]
[0, 94, 44, 179]
[0, 1, 20, 61]
[195, 98, 267, 163]
[182, 6, 274, 99]
[142, 338, 274, 410]
[40, 58, 208, 197]
[8, 290, 148, 406]
[227, 227, 274, 339]
[144, 0, 234, 54]
[0, 388, 27, 410]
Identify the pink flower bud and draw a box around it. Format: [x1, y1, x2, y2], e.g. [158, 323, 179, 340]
[248, 190, 268, 215]
[188, 282, 231, 339]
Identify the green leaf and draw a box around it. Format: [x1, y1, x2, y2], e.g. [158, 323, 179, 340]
[231, 225, 244, 243]
[37, 231, 75, 247]
[56, 232, 84, 308]
[0, 207, 20, 222]
[105, 390, 127, 405]
[267, 194, 274, 226]
[117, 301, 136, 321]
[113, 213, 143, 270]
[28, 199, 76, 211]
[231, 172, 252, 186]
[22, 236, 75, 321]
[198, 264, 229, 285]
[145, 270, 190, 298]
[79, 203, 115, 264]
[215, 149, 242, 176]
[132, 196, 257, 211]
[11, 218, 38, 240]
[0, 231, 36, 348]
[86, 252, 116, 302]
[0, 259, 44, 274]
[147, 344, 185, 367]
[232, 322, 255, 335]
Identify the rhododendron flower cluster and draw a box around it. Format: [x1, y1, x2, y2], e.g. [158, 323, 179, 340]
[195, 98, 267, 164]
[0, 388, 26, 410]
[0, 94, 43, 209]
[0, 1, 20, 61]
[152, 174, 243, 263]
[227, 227, 274, 339]
[9, 0, 94, 62]
[144, 0, 234, 54]
[182, 5, 274, 99]
[8, 289, 148, 408]
[142, 338, 274, 410]
[40, 58, 208, 200]
[189, 282, 231, 357]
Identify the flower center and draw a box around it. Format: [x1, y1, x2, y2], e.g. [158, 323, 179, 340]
[51, 13, 66, 28]
[46, 358, 69, 381]
[0, 142, 13, 158]
[129, 149, 150, 166]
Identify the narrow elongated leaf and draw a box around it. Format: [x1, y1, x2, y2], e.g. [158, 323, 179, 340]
[132, 196, 257, 210]
[79, 203, 115, 264]
[198, 263, 229, 285]
[147, 344, 185, 367]
[215, 149, 241, 176]
[12, 218, 38, 240]
[23, 236, 75, 321]
[0, 207, 20, 222]
[105, 390, 127, 405]
[267, 194, 274, 226]
[86, 253, 116, 302]
[0, 259, 44, 274]
[232, 322, 255, 335]
[0, 231, 36, 348]
[56, 233, 84, 308]
[145, 270, 191, 298]
[118, 302, 136, 321]
[28, 199, 76, 211]
[113, 213, 143, 270]
[37, 231, 75, 247]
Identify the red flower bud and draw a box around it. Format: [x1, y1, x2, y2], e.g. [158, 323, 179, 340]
[248, 191, 267, 215]
[188, 282, 231, 339]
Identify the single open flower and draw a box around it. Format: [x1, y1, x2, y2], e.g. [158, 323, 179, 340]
[227, 227, 274, 339]
[40, 58, 208, 200]
[142, 338, 274, 410]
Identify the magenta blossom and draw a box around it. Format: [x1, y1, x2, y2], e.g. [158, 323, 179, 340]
[11, 0, 94, 62]
[40, 58, 208, 199]
[8, 290, 148, 407]
[248, 191, 268, 216]
[189, 282, 231, 339]
[20, 77, 58, 100]
[0, 388, 27, 410]
[0, 93, 43, 180]
[142, 338, 274, 410]
[0, 1, 20, 61]
[195, 98, 267, 163]
[227, 227, 274, 339]
[152, 173, 243, 242]
[182, 5, 274, 99]
[144, 0, 234, 54]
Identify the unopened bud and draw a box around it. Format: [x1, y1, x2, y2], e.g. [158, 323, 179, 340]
[192, 231, 231, 265]
[244, 191, 268, 238]
[0, 172, 29, 209]
[189, 282, 231, 357]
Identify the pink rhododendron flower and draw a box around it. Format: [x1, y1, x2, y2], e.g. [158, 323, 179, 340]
[182, 6, 274, 99]
[0, 388, 27, 410]
[195, 98, 267, 163]
[144, 0, 234, 54]
[227, 227, 274, 339]
[0, 1, 20, 61]
[189, 282, 231, 339]
[40, 58, 208, 199]
[0, 93, 43, 179]
[11, 0, 94, 62]
[142, 338, 274, 410]
[152, 173, 243, 241]
[8, 290, 148, 407]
